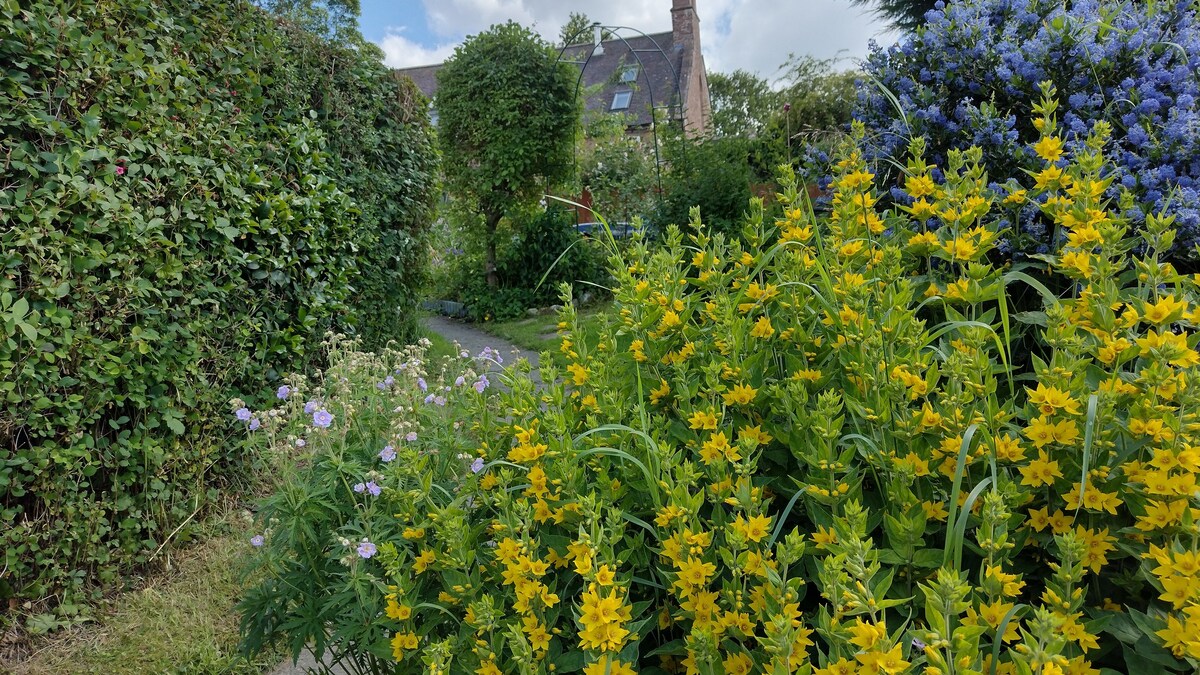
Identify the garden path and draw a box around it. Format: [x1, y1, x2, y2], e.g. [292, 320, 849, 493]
[422, 315, 544, 387]
[269, 316, 540, 675]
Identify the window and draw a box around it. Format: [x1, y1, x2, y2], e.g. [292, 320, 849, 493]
[610, 91, 632, 110]
[620, 66, 638, 83]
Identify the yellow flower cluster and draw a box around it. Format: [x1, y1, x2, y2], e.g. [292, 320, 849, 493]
[370, 86, 1200, 674]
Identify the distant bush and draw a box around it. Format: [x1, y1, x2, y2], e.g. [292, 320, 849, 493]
[656, 135, 754, 240]
[857, 0, 1200, 255]
[0, 0, 436, 608]
[436, 205, 607, 322]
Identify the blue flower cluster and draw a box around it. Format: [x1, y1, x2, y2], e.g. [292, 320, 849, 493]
[856, 0, 1200, 255]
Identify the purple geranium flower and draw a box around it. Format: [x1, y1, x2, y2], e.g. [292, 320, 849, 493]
[405, 431, 418, 442]
[248, 418, 260, 431]
[379, 445, 396, 462]
[470, 457, 485, 474]
[356, 540, 376, 559]
[474, 375, 489, 393]
[424, 393, 435, 404]
[417, 377, 428, 392]
[455, 376, 466, 387]
[312, 409, 333, 428]
[433, 395, 446, 406]
[353, 482, 366, 493]
[235, 407, 252, 421]
[365, 481, 381, 496]
[304, 400, 320, 414]
[250, 534, 265, 547]
[276, 385, 290, 399]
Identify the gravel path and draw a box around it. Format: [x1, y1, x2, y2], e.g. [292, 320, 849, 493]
[269, 315, 541, 675]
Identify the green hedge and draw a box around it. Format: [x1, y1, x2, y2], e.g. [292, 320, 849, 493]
[0, 0, 437, 607]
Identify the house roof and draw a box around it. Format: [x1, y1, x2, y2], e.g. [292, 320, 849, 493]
[395, 30, 686, 130]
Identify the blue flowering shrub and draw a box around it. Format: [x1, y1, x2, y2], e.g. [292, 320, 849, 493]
[857, 0, 1200, 255]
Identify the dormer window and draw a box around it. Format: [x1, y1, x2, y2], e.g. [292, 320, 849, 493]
[611, 91, 632, 110]
[620, 66, 638, 83]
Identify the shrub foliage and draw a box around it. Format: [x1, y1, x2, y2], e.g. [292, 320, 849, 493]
[0, 0, 436, 606]
[243, 91, 1200, 673]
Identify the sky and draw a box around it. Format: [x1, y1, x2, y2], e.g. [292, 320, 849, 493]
[358, 1, 900, 82]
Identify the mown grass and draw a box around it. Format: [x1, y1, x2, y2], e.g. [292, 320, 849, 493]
[11, 509, 281, 675]
[480, 303, 611, 365]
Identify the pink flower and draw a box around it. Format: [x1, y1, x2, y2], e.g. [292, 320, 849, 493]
[115, 165, 126, 176]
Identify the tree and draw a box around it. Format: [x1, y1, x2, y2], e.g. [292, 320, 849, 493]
[560, 11, 593, 46]
[770, 55, 858, 160]
[708, 70, 782, 139]
[254, 0, 362, 40]
[437, 22, 579, 287]
[848, 0, 938, 32]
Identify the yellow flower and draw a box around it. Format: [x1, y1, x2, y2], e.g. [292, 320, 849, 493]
[731, 514, 772, 543]
[815, 658, 858, 675]
[413, 548, 436, 574]
[385, 598, 412, 620]
[650, 378, 671, 405]
[566, 362, 589, 386]
[673, 556, 716, 595]
[942, 237, 978, 260]
[1005, 189, 1028, 205]
[1143, 295, 1188, 325]
[722, 383, 757, 406]
[750, 316, 775, 338]
[699, 431, 738, 464]
[847, 619, 887, 650]
[738, 425, 774, 446]
[855, 643, 909, 675]
[838, 169, 875, 191]
[905, 173, 936, 198]
[1034, 135, 1065, 162]
[1034, 164, 1069, 189]
[390, 631, 419, 661]
[922, 500, 949, 521]
[687, 409, 718, 430]
[583, 658, 636, 675]
[1059, 250, 1092, 277]
[1052, 419, 1080, 445]
[1024, 416, 1057, 449]
[1019, 449, 1063, 487]
[476, 661, 503, 675]
[1027, 383, 1081, 416]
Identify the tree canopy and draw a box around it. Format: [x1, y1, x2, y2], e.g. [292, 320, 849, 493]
[848, 0, 938, 32]
[436, 21, 579, 286]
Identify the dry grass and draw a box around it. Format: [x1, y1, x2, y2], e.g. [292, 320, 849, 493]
[7, 511, 281, 675]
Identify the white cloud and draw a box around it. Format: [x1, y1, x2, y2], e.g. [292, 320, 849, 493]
[378, 29, 458, 68]
[383, 0, 900, 76]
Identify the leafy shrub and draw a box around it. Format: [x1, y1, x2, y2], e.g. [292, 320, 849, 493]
[656, 135, 753, 239]
[242, 91, 1200, 674]
[857, 0, 1200, 255]
[0, 0, 435, 607]
[431, 205, 607, 322]
[580, 114, 659, 226]
[265, 22, 438, 347]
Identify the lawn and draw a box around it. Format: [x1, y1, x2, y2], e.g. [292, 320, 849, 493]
[13, 510, 282, 675]
[479, 303, 611, 365]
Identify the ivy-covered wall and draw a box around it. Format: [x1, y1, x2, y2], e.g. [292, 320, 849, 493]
[0, 0, 437, 605]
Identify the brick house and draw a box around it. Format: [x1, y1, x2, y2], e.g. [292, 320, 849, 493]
[395, 0, 712, 138]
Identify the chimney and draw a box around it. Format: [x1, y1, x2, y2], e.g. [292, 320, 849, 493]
[592, 22, 604, 56]
[671, 0, 697, 47]
[671, 0, 711, 137]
